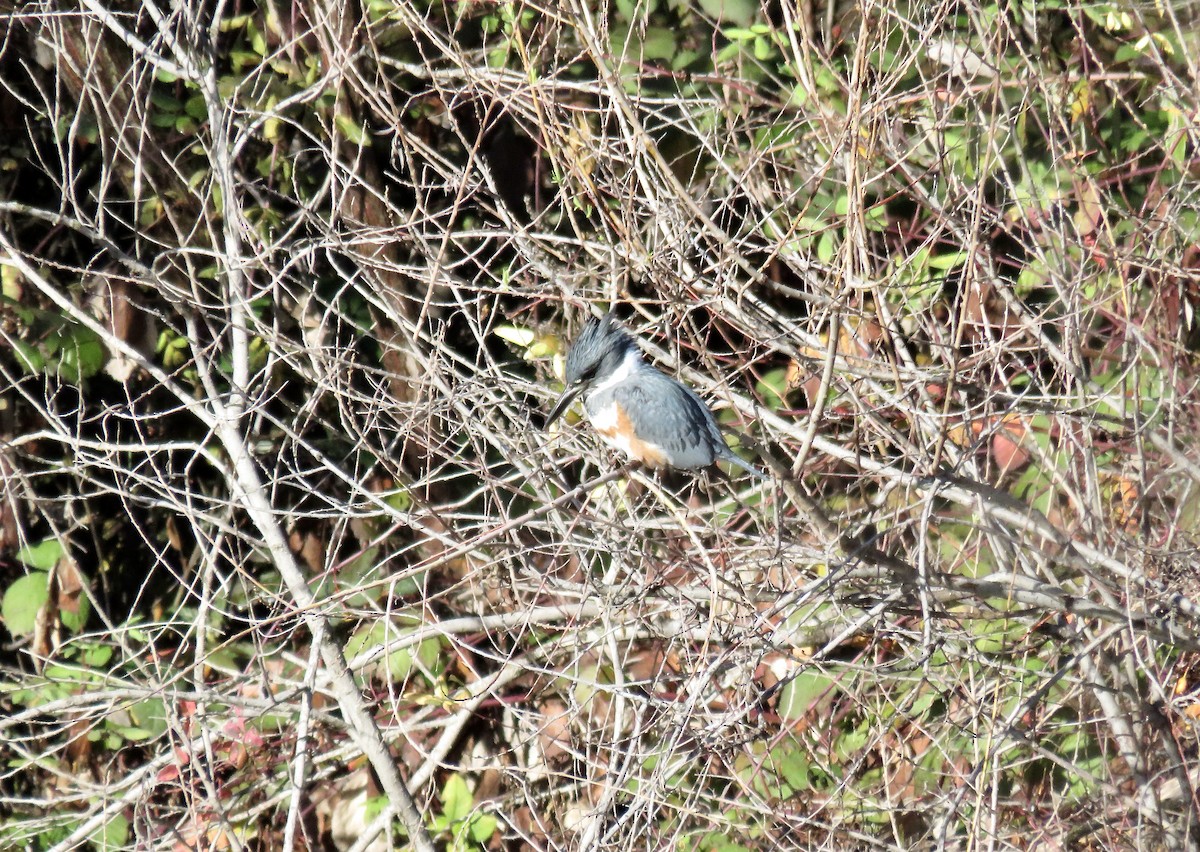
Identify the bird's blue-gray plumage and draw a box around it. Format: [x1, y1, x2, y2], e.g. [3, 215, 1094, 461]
[545, 312, 765, 478]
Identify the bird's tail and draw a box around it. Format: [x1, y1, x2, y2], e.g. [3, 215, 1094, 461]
[722, 450, 767, 480]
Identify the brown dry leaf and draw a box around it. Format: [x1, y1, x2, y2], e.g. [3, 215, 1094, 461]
[64, 717, 92, 768]
[1101, 472, 1141, 533]
[990, 415, 1032, 472]
[171, 818, 237, 852]
[754, 651, 795, 693]
[30, 561, 88, 667]
[536, 698, 573, 766]
[959, 279, 1024, 343]
[53, 558, 86, 623]
[625, 646, 674, 683]
[319, 766, 388, 852]
[31, 593, 56, 664]
[165, 515, 184, 552]
[565, 112, 598, 180]
[1073, 177, 1105, 244]
[85, 275, 158, 382]
[0, 453, 20, 552]
[886, 732, 934, 801]
[884, 744, 915, 800]
[947, 414, 1032, 472]
[795, 316, 882, 366]
[790, 315, 882, 404]
[29, 557, 89, 667]
[290, 529, 325, 573]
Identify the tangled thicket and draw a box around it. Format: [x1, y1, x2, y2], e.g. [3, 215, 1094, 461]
[2, 1, 1200, 849]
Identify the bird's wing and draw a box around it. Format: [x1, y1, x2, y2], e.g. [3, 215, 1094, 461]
[611, 371, 722, 468]
[677, 379, 766, 478]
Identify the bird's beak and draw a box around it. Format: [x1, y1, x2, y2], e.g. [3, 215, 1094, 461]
[544, 385, 581, 429]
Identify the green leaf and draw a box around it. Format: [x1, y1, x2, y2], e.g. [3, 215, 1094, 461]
[344, 615, 445, 684]
[2, 572, 49, 636]
[753, 35, 773, 61]
[723, 28, 756, 41]
[184, 95, 207, 120]
[118, 698, 169, 741]
[816, 232, 836, 263]
[79, 643, 114, 668]
[11, 340, 45, 374]
[365, 793, 389, 822]
[88, 812, 129, 851]
[701, 0, 756, 26]
[493, 324, 537, 348]
[693, 832, 757, 852]
[835, 721, 870, 760]
[383, 487, 413, 513]
[17, 538, 64, 570]
[441, 774, 472, 823]
[777, 670, 835, 720]
[219, 13, 252, 31]
[229, 49, 261, 70]
[778, 747, 811, 791]
[929, 251, 970, 270]
[1, 265, 22, 301]
[47, 325, 105, 382]
[58, 578, 91, 633]
[469, 812, 497, 844]
[495, 324, 561, 361]
[140, 197, 164, 228]
[335, 114, 368, 145]
[335, 546, 383, 607]
[755, 367, 790, 410]
[150, 92, 182, 112]
[641, 27, 678, 61]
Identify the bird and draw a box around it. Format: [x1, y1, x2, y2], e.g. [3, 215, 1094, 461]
[544, 311, 766, 478]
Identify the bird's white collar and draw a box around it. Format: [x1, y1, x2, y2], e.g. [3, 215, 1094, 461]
[589, 348, 642, 396]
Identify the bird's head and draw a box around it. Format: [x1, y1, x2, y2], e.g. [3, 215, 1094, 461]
[545, 312, 638, 427]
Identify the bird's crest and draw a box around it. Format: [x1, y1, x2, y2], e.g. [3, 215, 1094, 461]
[564, 311, 636, 384]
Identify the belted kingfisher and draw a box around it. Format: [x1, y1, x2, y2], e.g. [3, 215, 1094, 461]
[544, 312, 766, 478]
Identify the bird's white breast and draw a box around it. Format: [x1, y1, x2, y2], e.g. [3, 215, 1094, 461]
[583, 349, 642, 458]
[583, 350, 639, 433]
